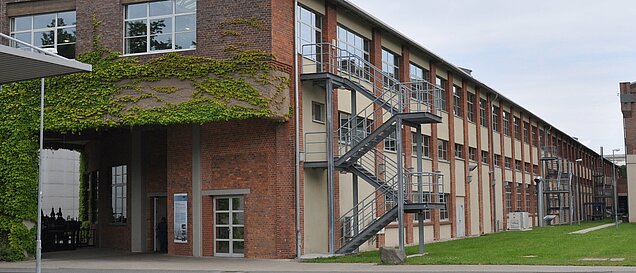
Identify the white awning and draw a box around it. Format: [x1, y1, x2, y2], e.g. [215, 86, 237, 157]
[0, 34, 91, 84]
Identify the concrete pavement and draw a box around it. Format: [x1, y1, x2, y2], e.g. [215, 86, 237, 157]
[1, 248, 635, 273]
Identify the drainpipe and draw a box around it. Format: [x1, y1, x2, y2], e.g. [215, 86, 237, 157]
[293, 0, 302, 259]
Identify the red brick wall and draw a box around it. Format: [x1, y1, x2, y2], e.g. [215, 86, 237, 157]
[199, 119, 296, 258]
[166, 125, 193, 256]
[97, 129, 132, 250]
[143, 130, 168, 252]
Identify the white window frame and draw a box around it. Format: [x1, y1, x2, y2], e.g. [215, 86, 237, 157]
[311, 101, 325, 123]
[10, 11, 77, 59]
[111, 165, 127, 224]
[123, 0, 196, 56]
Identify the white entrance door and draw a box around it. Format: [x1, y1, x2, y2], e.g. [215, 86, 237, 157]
[214, 196, 244, 257]
[456, 201, 465, 237]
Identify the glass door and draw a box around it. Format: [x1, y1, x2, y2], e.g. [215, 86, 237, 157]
[214, 196, 244, 257]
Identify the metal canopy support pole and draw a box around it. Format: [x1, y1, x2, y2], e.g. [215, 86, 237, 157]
[396, 118, 404, 252]
[325, 79, 335, 254]
[36, 78, 44, 273]
[416, 126, 424, 254]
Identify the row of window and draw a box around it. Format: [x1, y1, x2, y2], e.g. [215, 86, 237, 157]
[298, 5, 554, 149]
[505, 182, 535, 213]
[9, 0, 197, 59]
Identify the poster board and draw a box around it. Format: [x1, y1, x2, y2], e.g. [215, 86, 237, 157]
[173, 193, 188, 243]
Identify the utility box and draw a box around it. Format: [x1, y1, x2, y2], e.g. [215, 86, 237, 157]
[508, 212, 530, 230]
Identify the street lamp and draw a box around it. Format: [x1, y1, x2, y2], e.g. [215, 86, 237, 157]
[611, 148, 620, 230]
[575, 158, 582, 225]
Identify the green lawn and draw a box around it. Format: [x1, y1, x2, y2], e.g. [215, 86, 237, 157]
[310, 221, 636, 266]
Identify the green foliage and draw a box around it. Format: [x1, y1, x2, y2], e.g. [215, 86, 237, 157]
[0, 46, 288, 260]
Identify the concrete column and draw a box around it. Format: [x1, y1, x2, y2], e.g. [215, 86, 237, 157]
[131, 128, 145, 252]
[192, 125, 202, 257]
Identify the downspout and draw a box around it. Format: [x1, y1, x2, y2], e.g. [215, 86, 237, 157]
[293, 0, 302, 259]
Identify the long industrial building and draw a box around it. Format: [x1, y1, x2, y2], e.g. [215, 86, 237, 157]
[0, 0, 621, 258]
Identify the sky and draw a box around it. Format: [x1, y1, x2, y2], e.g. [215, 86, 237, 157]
[348, 0, 633, 155]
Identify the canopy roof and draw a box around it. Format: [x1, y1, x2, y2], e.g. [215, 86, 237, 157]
[0, 34, 91, 84]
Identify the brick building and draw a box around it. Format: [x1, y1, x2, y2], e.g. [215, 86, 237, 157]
[0, 0, 621, 258]
[620, 82, 636, 222]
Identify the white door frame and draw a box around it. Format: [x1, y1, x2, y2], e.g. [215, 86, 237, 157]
[213, 196, 244, 257]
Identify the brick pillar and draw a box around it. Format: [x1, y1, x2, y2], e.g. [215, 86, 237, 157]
[399, 45, 415, 244]
[429, 64, 440, 240]
[370, 27, 385, 248]
[486, 95, 495, 232]
[447, 71, 457, 238]
[475, 88, 484, 234]
[461, 80, 472, 236]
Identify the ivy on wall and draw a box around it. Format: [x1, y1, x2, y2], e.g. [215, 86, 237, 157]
[0, 41, 289, 260]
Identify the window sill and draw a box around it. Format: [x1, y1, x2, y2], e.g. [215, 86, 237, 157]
[120, 48, 196, 57]
[312, 119, 325, 124]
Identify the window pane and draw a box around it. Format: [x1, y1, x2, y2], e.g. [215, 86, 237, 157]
[150, 1, 173, 17]
[216, 227, 229, 239]
[33, 13, 56, 29]
[175, 15, 195, 32]
[11, 32, 32, 47]
[150, 18, 172, 35]
[216, 198, 229, 210]
[151, 34, 172, 51]
[233, 241, 244, 254]
[57, 27, 76, 44]
[33, 30, 55, 47]
[176, 0, 196, 13]
[175, 32, 196, 50]
[216, 213, 229, 225]
[125, 37, 147, 54]
[57, 11, 76, 26]
[232, 227, 244, 239]
[232, 212, 244, 225]
[126, 20, 147, 37]
[127, 3, 147, 19]
[232, 197, 243, 210]
[216, 241, 229, 253]
[12, 17, 32, 32]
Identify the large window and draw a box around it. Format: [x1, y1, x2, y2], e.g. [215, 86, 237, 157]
[381, 49, 399, 88]
[438, 139, 448, 161]
[479, 98, 488, 127]
[296, 5, 322, 56]
[439, 193, 449, 221]
[502, 111, 510, 136]
[466, 92, 475, 122]
[111, 165, 127, 223]
[516, 183, 523, 210]
[453, 85, 463, 117]
[337, 26, 369, 79]
[338, 112, 371, 144]
[523, 122, 530, 143]
[492, 105, 500, 132]
[455, 143, 464, 159]
[411, 133, 430, 158]
[481, 151, 490, 164]
[469, 147, 477, 161]
[384, 132, 396, 152]
[410, 63, 429, 102]
[124, 0, 196, 55]
[514, 116, 521, 140]
[505, 182, 512, 212]
[435, 77, 447, 111]
[10, 11, 77, 59]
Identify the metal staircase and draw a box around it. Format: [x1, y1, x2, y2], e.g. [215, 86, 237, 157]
[300, 43, 444, 254]
[540, 147, 573, 224]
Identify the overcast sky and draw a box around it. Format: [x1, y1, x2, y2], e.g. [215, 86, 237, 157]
[348, 0, 633, 155]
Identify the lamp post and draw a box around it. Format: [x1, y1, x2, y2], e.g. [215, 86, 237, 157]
[612, 148, 620, 230]
[575, 158, 582, 225]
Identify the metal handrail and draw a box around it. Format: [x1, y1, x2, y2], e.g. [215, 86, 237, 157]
[0, 32, 72, 61]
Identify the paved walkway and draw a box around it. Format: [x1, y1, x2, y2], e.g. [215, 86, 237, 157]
[570, 223, 617, 234]
[1, 248, 636, 273]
